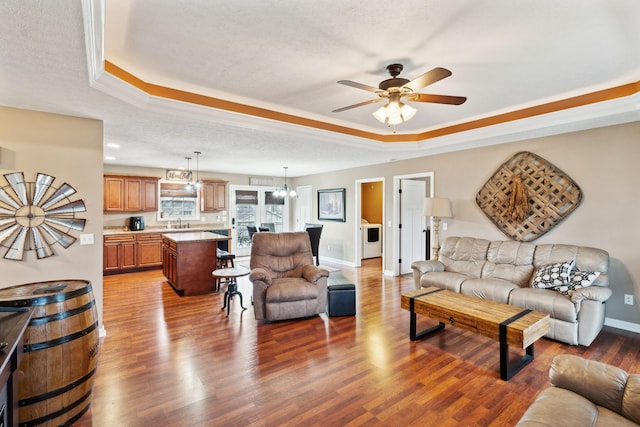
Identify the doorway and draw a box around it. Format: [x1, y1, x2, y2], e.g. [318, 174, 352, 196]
[392, 172, 434, 276]
[355, 177, 385, 269]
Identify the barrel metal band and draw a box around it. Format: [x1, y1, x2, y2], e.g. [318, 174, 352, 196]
[23, 321, 98, 352]
[0, 283, 93, 308]
[28, 300, 95, 326]
[19, 367, 96, 407]
[19, 388, 92, 427]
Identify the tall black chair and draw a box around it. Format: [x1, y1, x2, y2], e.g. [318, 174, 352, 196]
[260, 222, 275, 232]
[304, 223, 323, 266]
[247, 225, 258, 240]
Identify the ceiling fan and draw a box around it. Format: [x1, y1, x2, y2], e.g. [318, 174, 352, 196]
[332, 64, 466, 125]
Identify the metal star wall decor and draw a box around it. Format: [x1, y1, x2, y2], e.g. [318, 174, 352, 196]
[0, 172, 86, 260]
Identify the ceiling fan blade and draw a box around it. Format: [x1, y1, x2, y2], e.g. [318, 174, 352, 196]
[332, 98, 383, 113]
[408, 93, 467, 105]
[337, 80, 382, 94]
[403, 67, 452, 92]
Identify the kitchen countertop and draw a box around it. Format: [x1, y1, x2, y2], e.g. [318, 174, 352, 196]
[103, 226, 228, 236]
[162, 231, 231, 243]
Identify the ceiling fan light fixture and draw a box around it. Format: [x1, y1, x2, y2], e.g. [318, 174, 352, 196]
[373, 106, 387, 123]
[401, 103, 417, 121]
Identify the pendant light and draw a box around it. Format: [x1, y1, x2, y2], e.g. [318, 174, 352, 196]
[184, 156, 193, 190]
[194, 151, 202, 191]
[275, 167, 296, 198]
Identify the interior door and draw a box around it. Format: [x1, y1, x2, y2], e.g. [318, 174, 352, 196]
[295, 185, 312, 231]
[400, 179, 426, 274]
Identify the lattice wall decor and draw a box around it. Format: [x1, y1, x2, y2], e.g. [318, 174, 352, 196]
[0, 172, 86, 260]
[476, 151, 582, 242]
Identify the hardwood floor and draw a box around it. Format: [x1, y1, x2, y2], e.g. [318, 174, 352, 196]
[74, 258, 640, 426]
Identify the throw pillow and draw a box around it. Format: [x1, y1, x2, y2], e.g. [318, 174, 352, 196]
[553, 271, 601, 296]
[530, 261, 574, 289]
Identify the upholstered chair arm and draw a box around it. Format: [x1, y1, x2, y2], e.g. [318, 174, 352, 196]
[411, 260, 445, 289]
[302, 265, 330, 284]
[249, 267, 273, 286]
[550, 355, 629, 415]
[570, 286, 613, 304]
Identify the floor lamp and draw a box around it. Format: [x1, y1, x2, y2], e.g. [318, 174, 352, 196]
[423, 197, 452, 261]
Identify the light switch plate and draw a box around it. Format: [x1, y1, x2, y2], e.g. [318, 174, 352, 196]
[79, 233, 94, 245]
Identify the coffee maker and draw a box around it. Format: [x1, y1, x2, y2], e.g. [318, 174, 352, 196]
[129, 216, 144, 231]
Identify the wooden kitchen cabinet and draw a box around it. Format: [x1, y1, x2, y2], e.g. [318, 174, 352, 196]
[103, 235, 137, 272]
[162, 232, 230, 296]
[201, 179, 227, 212]
[104, 232, 163, 273]
[104, 174, 159, 212]
[137, 233, 163, 267]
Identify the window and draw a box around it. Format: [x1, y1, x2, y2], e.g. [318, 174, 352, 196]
[157, 182, 200, 221]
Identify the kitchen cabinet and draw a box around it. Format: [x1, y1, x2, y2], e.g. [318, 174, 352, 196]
[104, 175, 159, 212]
[103, 235, 137, 272]
[137, 233, 163, 267]
[201, 179, 227, 212]
[162, 232, 231, 296]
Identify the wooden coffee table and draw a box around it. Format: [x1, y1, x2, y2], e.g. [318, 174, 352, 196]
[401, 287, 550, 381]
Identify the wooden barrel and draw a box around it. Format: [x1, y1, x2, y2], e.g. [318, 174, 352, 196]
[0, 280, 100, 427]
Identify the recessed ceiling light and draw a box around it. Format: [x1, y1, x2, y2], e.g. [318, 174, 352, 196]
[105, 156, 116, 161]
[107, 143, 120, 148]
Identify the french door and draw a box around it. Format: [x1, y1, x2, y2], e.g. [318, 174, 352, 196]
[229, 185, 290, 256]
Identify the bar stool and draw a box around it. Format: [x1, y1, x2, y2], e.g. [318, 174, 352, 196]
[214, 248, 236, 291]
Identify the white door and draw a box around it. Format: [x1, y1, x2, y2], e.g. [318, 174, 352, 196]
[229, 185, 289, 256]
[295, 185, 312, 231]
[400, 179, 426, 274]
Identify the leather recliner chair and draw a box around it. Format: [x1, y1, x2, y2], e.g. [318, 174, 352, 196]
[249, 232, 330, 322]
[517, 355, 640, 426]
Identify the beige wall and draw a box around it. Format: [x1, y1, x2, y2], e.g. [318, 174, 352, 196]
[0, 107, 104, 325]
[294, 121, 640, 327]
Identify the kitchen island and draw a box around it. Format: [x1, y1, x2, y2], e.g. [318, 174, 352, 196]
[162, 232, 231, 296]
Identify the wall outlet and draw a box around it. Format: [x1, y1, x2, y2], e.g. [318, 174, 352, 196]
[624, 294, 634, 305]
[442, 222, 448, 231]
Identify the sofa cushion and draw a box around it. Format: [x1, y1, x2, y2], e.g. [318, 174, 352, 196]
[482, 240, 536, 286]
[420, 271, 469, 293]
[460, 278, 519, 304]
[553, 271, 600, 296]
[530, 261, 574, 288]
[439, 237, 490, 278]
[509, 288, 578, 322]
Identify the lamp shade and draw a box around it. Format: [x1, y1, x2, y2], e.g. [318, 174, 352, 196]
[423, 197, 452, 218]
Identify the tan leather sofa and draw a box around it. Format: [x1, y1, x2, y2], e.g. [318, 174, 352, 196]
[517, 355, 640, 426]
[249, 231, 330, 322]
[411, 237, 611, 346]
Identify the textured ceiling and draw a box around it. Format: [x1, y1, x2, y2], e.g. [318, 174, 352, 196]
[1, 0, 639, 177]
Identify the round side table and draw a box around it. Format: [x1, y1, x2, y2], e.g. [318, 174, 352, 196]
[212, 266, 250, 316]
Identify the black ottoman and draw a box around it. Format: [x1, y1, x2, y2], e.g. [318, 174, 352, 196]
[327, 284, 356, 317]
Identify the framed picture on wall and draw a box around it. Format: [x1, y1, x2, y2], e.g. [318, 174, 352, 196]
[318, 188, 346, 222]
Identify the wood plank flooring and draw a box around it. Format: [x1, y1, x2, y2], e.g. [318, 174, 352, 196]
[74, 258, 640, 426]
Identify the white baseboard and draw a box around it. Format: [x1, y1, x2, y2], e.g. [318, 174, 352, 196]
[604, 317, 640, 333]
[99, 325, 107, 338]
[321, 256, 356, 268]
